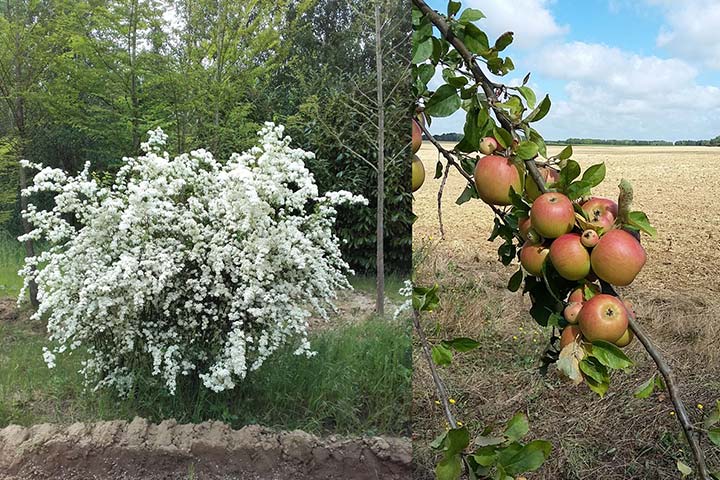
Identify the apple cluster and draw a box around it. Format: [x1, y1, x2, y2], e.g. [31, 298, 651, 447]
[473, 136, 647, 350]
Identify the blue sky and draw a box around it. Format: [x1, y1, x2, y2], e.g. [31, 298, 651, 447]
[424, 0, 720, 141]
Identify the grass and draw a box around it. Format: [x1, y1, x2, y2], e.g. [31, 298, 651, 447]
[412, 254, 720, 480]
[0, 312, 411, 436]
[348, 273, 409, 304]
[0, 231, 23, 298]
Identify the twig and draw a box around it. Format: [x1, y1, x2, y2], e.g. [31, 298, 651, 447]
[413, 309, 457, 427]
[437, 159, 450, 240]
[413, 0, 710, 477]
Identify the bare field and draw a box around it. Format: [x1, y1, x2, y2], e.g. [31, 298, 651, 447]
[414, 143, 720, 295]
[412, 143, 720, 479]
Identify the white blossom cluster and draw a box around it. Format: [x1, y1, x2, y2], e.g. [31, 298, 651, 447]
[393, 280, 413, 321]
[19, 123, 365, 395]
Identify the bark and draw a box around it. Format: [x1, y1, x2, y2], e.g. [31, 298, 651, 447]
[374, 2, 385, 317]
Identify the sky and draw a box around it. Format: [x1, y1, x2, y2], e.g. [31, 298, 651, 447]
[424, 0, 720, 141]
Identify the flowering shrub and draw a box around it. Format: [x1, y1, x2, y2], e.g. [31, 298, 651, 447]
[19, 123, 366, 395]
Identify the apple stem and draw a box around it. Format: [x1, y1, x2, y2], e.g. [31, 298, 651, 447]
[437, 159, 451, 240]
[601, 281, 711, 480]
[412, 309, 458, 428]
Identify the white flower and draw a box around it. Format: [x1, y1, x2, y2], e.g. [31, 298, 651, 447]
[20, 124, 362, 395]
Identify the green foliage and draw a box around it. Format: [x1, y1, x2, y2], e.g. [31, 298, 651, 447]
[0, 316, 411, 435]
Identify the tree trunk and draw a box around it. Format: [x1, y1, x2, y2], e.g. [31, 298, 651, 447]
[129, 0, 140, 153]
[18, 161, 38, 308]
[374, 2, 385, 317]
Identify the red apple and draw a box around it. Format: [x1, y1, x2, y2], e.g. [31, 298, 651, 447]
[519, 216, 531, 240]
[581, 229, 599, 248]
[519, 242, 549, 277]
[568, 282, 600, 303]
[412, 119, 422, 154]
[530, 192, 575, 239]
[577, 294, 629, 343]
[525, 167, 560, 201]
[564, 302, 583, 324]
[549, 233, 590, 281]
[560, 325, 583, 349]
[479, 136, 499, 155]
[582, 197, 618, 231]
[590, 229, 646, 286]
[474, 155, 523, 206]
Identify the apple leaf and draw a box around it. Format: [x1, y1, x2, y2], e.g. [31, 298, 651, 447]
[515, 140, 538, 160]
[444, 427, 471, 455]
[412, 37, 434, 64]
[581, 163, 606, 188]
[494, 32, 514, 51]
[507, 268, 523, 292]
[447, 0, 461, 17]
[626, 211, 657, 237]
[426, 84, 462, 117]
[583, 284, 597, 300]
[556, 145, 573, 161]
[493, 126, 513, 149]
[557, 160, 581, 189]
[432, 344, 453, 366]
[498, 440, 552, 475]
[708, 428, 720, 447]
[456, 183, 479, 205]
[525, 95, 551, 123]
[590, 340, 633, 370]
[413, 284, 441, 312]
[677, 460, 693, 478]
[504, 413, 529, 442]
[565, 180, 592, 200]
[580, 357, 609, 385]
[456, 108, 481, 152]
[435, 160, 443, 179]
[458, 7, 485, 23]
[703, 400, 720, 429]
[585, 374, 609, 397]
[633, 373, 658, 399]
[443, 337, 481, 352]
[474, 436, 505, 448]
[516, 86, 536, 109]
[431, 430, 448, 449]
[436, 454, 463, 480]
[415, 63, 435, 86]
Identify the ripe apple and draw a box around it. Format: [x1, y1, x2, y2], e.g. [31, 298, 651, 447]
[519, 241, 549, 277]
[590, 229, 647, 286]
[479, 136, 499, 155]
[525, 167, 560, 201]
[560, 325, 583, 349]
[582, 197, 618, 231]
[474, 155, 522, 206]
[563, 302, 583, 324]
[615, 328, 634, 347]
[412, 119, 422, 154]
[530, 192, 575, 239]
[568, 282, 600, 303]
[412, 155, 425, 192]
[577, 294, 629, 343]
[519, 216, 531, 240]
[549, 233, 590, 281]
[581, 229, 599, 248]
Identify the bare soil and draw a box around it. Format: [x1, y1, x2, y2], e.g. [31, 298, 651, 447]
[0, 418, 411, 480]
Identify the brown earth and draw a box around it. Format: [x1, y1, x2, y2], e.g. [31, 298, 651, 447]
[0, 418, 411, 480]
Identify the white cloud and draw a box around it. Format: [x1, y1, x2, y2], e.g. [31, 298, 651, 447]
[529, 42, 720, 140]
[465, 0, 568, 49]
[649, 0, 720, 69]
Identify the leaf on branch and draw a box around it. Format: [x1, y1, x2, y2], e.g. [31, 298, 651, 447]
[589, 340, 633, 370]
[516, 86, 536, 109]
[436, 454, 463, 480]
[459, 8, 485, 23]
[525, 95, 551, 123]
[556, 145, 573, 161]
[443, 337, 481, 352]
[515, 141, 538, 160]
[493, 126, 513, 149]
[626, 211, 657, 237]
[507, 268, 523, 292]
[504, 413, 529, 442]
[426, 85, 462, 117]
[633, 372, 664, 399]
[581, 163, 606, 188]
[432, 344, 453, 366]
[435, 160, 443, 179]
[557, 341, 585, 385]
[494, 32, 514, 51]
[413, 284, 441, 312]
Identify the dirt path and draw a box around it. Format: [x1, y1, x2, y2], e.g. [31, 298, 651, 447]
[0, 418, 411, 479]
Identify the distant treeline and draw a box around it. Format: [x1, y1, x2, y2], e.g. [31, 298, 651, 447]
[430, 133, 720, 146]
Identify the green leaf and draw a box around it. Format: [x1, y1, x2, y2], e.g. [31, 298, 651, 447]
[445, 427, 471, 455]
[493, 126, 513, 149]
[525, 95, 551, 123]
[412, 37, 434, 64]
[435, 160, 443, 179]
[431, 431, 448, 449]
[474, 436, 505, 447]
[626, 211, 657, 237]
[580, 357, 609, 385]
[456, 108, 481, 153]
[516, 86, 536, 109]
[584, 375, 609, 397]
[498, 440, 552, 475]
[504, 413, 529, 442]
[507, 268, 523, 292]
[515, 141, 538, 160]
[456, 183, 479, 205]
[494, 32, 513, 51]
[557, 145, 573, 160]
[565, 180, 592, 200]
[444, 337, 481, 352]
[708, 428, 720, 447]
[473, 445, 499, 466]
[459, 8, 485, 23]
[633, 373, 658, 399]
[447, 0, 461, 17]
[464, 24, 490, 55]
[703, 400, 720, 429]
[436, 454, 463, 480]
[416, 63, 435, 86]
[590, 340, 634, 370]
[677, 460, 692, 478]
[581, 163, 606, 188]
[432, 344, 453, 366]
[425, 84, 462, 117]
[558, 159, 581, 187]
[413, 284, 440, 311]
